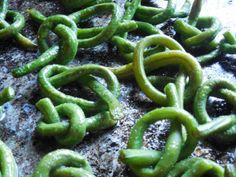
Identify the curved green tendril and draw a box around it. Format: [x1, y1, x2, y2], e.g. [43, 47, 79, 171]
[125, 0, 192, 25]
[112, 21, 163, 62]
[133, 34, 202, 105]
[13, 3, 129, 77]
[220, 31, 236, 54]
[167, 157, 224, 177]
[12, 13, 78, 77]
[225, 164, 236, 177]
[0, 140, 17, 177]
[120, 107, 199, 177]
[0, 0, 36, 50]
[120, 102, 236, 176]
[133, 0, 175, 25]
[174, 0, 222, 64]
[38, 64, 122, 115]
[30, 149, 94, 177]
[194, 79, 236, 144]
[36, 98, 120, 146]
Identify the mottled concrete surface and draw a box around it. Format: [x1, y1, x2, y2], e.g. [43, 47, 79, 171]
[0, 0, 236, 177]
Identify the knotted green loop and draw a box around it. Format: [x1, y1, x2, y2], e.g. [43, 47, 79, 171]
[12, 14, 78, 77]
[13, 3, 125, 77]
[133, 34, 203, 105]
[38, 64, 122, 116]
[0, 0, 36, 50]
[0, 140, 17, 177]
[121, 82, 198, 177]
[36, 98, 119, 146]
[112, 21, 163, 62]
[0, 87, 15, 114]
[167, 157, 224, 177]
[120, 79, 236, 176]
[38, 15, 78, 54]
[174, 0, 222, 64]
[28, 3, 123, 48]
[220, 31, 236, 54]
[175, 17, 221, 49]
[30, 149, 94, 177]
[194, 79, 236, 144]
[28, 8, 137, 44]
[120, 107, 199, 177]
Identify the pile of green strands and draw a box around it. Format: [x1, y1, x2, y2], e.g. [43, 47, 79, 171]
[0, 0, 236, 176]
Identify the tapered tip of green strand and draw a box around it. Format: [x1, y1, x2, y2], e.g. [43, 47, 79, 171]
[119, 150, 126, 163]
[2, 87, 15, 102]
[27, 8, 36, 15]
[225, 164, 236, 177]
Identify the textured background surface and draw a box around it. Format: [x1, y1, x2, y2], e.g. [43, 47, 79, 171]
[0, 0, 236, 176]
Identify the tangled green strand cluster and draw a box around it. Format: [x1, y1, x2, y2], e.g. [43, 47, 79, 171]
[2, 0, 236, 176]
[0, 0, 36, 50]
[174, 0, 223, 64]
[12, 0, 195, 77]
[30, 149, 95, 177]
[13, 3, 141, 77]
[36, 64, 123, 146]
[120, 35, 236, 176]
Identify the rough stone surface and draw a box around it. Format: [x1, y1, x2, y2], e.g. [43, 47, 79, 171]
[0, 0, 236, 177]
